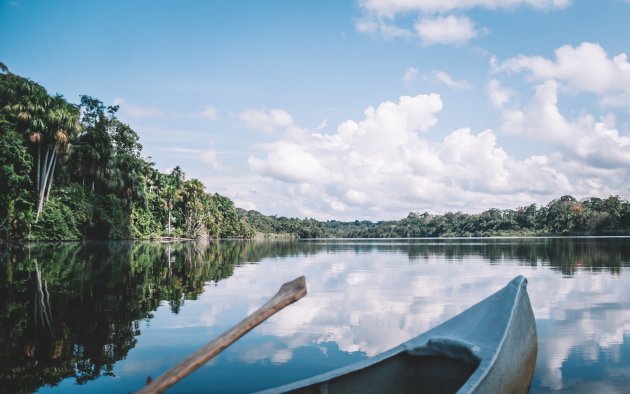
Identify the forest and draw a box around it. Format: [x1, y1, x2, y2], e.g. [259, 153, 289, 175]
[0, 63, 251, 241]
[242, 194, 630, 238]
[2, 63, 630, 241]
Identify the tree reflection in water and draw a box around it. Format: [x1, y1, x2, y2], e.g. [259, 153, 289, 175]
[0, 238, 629, 393]
[0, 240, 292, 393]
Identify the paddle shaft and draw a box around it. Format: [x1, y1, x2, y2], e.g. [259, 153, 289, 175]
[136, 276, 307, 394]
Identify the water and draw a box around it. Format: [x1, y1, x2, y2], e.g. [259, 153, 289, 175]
[1, 238, 630, 393]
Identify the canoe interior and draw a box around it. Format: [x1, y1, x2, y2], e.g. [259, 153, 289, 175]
[285, 352, 480, 394]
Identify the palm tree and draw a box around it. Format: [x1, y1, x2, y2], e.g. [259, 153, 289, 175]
[2, 77, 49, 193]
[72, 120, 113, 192]
[1, 72, 81, 221]
[33, 95, 80, 221]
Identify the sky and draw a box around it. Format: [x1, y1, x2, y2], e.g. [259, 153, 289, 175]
[2, 0, 630, 220]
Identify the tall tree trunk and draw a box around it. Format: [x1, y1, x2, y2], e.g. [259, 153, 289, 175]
[44, 153, 57, 203]
[36, 144, 41, 193]
[35, 146, 56, 222]
[39, 147, 49, 193]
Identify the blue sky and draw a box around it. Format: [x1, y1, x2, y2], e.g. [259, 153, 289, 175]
[2, 0, 630, 220]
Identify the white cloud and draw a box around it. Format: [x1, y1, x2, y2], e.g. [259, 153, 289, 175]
[485, 43, 630, 206]
[161, 145, 225, 172]
[431, 70, 472, 90]
[415, 15, 478, 45]
[440, 128, 510, 191]
[200, 149, 224, 171]
[355, 17, 379, 34]
[244, 93, 589, 219]
[500, 79, 630, 169]
[345, 189, 369, 204]
[197, 106, 219, 120]
[239, 108, 295, 134]
[356, 0, 569, 44]
[121, 101, 165, 118]
[355, 18, 414, 39]
[494, 42, 630, 109]
[403, 67, 418, 86]
[359, 0, 570, 17]
[113, 97, 220, 119]
[163, 147, 202, 154]
[234, 42, 630, 219]
[315, 119, 328, 131]
[248, 141, 333, 183]
[486, 79, 511, 108]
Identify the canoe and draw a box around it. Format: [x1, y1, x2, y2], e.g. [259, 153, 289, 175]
[257, 275, 537, 394]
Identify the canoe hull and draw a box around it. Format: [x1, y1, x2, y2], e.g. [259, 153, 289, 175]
[464, 277, 537, 394]
[258, 276, 537, 394]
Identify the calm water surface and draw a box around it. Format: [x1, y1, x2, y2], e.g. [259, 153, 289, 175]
[1, 238, 630, 393]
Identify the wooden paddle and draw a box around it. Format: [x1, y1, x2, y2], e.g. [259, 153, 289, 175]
[136, 276, 307, 394]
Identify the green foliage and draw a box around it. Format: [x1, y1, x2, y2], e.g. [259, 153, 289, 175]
[31, 198, 82, 240]
[0, 66, 252, 241]
[130, 205, 161, 239]
[208, 194, 253, 238]
[91, 194, 128, 239]
[0, 117, 33, 238]
[54, 184, 94, 231]
[244, 195, 630, 239]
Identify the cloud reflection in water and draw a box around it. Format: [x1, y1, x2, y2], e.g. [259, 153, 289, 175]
[148, 240, 630, 392]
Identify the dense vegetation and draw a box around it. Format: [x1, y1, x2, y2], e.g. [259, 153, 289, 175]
[2, 63, 630, 241]
[242, 195, 630, 238]
[0, 63, 252, 240]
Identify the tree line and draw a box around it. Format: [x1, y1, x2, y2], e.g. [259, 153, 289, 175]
[0, 63, 251, 240]
[242, 195, 630, 238]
